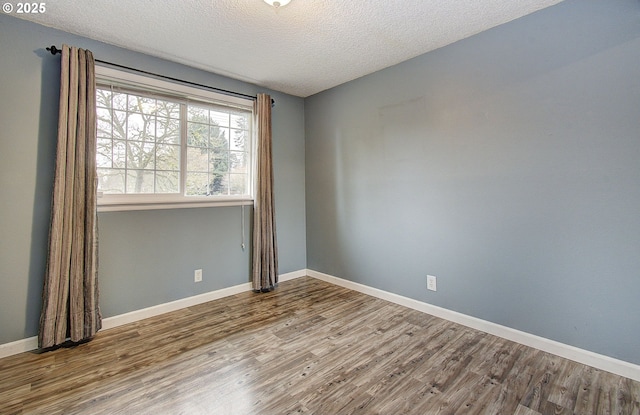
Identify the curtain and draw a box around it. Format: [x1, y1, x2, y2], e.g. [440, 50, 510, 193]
[252, 94, 279, 292]
[39, 45, 101, 349]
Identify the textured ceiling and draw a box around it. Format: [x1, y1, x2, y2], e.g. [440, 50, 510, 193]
[16, 0, 564, 97]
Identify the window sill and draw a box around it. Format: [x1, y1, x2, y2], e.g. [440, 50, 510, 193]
[97, 198, 253, 212]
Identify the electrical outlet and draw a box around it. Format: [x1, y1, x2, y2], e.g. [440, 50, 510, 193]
[427, 275, 437, 291]
[194, 269, 203, 282]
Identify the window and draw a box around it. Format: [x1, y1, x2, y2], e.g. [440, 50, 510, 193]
[95, 66, 254, 211]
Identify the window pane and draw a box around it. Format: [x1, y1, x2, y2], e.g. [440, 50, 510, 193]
[97, 139, 113, 168]
[156, 144, 180, 171]
[230, 151, 247, 173]
[156, 117, 179, 144]
[210, 150, 229, 173]
[126, 141, 155, 170]
[96, 89, 112, 108]
[128, 95, 156, 114]
[157, 101, 180, 119]
[112, 93, 128, 111]
[188, 122, 209, 147]
[188, 106, 209, 122]
[186, 172, 209, 196]
[126, 170, 155, 193]
[210, 110, 229, 127]
[185, 104, 250, 200]
[112, 111, 127, 140]
[230, 129, 246, 151]
[211, 127, 229, 151]
[127, 113, 156, 141]
[229, 174, 247, 195]
[156, 171, 179, 193]
[113, 140, 126, 168]
[187, 146, 208, 173]
[230, 112, 250, 130]
[97, 108, 112, 138]
[209, 173, 228, 195]
[97, 168, 125, 194]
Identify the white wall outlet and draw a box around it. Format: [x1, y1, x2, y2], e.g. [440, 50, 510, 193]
[427, 275, 437, 291]
[194, 269, 203, 283]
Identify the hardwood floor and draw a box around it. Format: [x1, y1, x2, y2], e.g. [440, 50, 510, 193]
[1, 277, 638, 415]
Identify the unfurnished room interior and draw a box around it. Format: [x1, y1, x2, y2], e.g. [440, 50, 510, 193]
[1, 1, 639, 414]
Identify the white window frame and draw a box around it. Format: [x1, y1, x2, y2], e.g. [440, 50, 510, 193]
[95, 65, 255, 212]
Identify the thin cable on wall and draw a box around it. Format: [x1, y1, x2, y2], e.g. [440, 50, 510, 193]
[241, 205, 246, 251]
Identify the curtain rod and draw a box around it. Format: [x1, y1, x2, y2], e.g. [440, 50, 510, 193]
[46, 45, 275, 107]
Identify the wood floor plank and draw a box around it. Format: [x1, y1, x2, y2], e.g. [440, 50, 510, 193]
[514, 403, 543, 415]
[520, 353, 562, 413]
[1, 276, 639, 415]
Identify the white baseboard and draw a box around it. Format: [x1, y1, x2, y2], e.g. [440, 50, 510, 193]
[0, 336, 38, 359]
[101, 282, 253, 330]
[0, 269, 308, 359]
[100, 269, 307, 330]
[279, 269, 308, 282]
[306, 269, 640, 382]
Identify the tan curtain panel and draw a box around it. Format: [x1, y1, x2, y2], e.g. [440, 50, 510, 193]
[39, 45, 101, 349]
[252, 94, 279, 292]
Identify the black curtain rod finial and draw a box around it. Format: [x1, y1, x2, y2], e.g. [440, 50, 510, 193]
[46, 45, 62, 55]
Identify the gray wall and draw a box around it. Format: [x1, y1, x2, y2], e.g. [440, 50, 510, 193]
[305, 0, 640, 364]
[0, 15, 306, 344]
